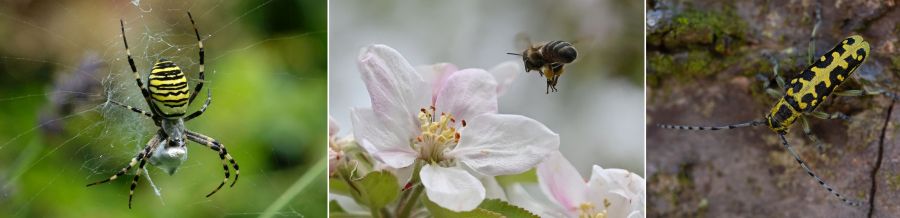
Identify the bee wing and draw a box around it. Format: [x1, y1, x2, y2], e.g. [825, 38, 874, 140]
[514, 32, 533, 49]
[569, 35, 595, 47]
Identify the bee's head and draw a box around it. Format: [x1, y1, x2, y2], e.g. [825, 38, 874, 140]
[507, 50, 542, 72]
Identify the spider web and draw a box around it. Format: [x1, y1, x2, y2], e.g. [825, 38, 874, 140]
[0, 0, 325, 217]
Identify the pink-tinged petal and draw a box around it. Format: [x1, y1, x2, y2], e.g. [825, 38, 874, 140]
[416, 63, 458, 103]
[449, 114, 559, 176]
[505, 183, 571, 218]
[328, 146, 340, 176]
[328, 115, 340, 137]
[488, 61, 522, 96]
[587, 166, 645, 218]
[351, 108, 417, 168]
[358, 44, 430, 137]
[537, 151, 588, 216]
[434, 69, 499, 122]
[420, 164, 486, 212]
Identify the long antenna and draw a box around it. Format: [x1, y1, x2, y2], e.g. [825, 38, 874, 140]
[657, 119, 765, 131]
[778, 134, 864, 207]
[506, 52, 522, 56]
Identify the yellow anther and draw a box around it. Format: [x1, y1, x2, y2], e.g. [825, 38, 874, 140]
[414, 107, 463, 163]
[577, 202, 607, 218]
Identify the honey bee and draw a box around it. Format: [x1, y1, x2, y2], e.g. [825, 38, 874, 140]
[507, 36, 578, 94]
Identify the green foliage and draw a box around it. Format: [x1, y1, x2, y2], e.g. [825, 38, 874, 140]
[420, 197, 540, 218]
[351, 170, 400, 209]
[423, 197, 503, 218]
[478, 199, 540, 218]
[495, 168, 537, 186]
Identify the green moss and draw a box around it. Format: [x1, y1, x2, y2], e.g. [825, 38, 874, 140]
[889, 173, 900, 191]
[648, 51, 741, 87]
[649, 7, 748, 50]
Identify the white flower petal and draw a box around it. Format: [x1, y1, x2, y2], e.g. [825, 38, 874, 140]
[434, 69, 499, 121]
[627, 211, 645, 218]
[537, 151, 588, 215]
[351, 108, 417, 168]
[357, 44, 429, 137]
[416, 62, 459, 102]
[488, 61, 522, 96]
[420, 164, 486, 212]
[587, 166, 645, 218]
[450, 113, 559, 176]
[504, 183, 570, 218]
[331, 194, 370, 215]
[475, 174, 506, 201]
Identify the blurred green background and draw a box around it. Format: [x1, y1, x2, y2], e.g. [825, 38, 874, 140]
[0, 0, 326, 217]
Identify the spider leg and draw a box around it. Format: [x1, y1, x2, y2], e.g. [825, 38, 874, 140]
[184, 88, 211, 121]
[86, 132, 162, 187]
[186, 12, 206, 106]
[185, 130, 239, 197]
[120, 19, 161, 116]
[128, 151, 152, 209]
[108, 100, 152, 118]
[86, 131, 163, 208]
[778, 134, 864, 207]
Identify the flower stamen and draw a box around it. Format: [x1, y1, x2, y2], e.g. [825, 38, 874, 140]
[578, 202, 607, 218]
[415, 107, 462, 164]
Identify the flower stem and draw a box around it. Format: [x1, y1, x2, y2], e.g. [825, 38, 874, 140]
[397, 185, 424, 218]
[396, 162, 424, 218]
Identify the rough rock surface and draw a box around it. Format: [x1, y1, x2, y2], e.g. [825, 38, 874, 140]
[647, 0, 900, 217]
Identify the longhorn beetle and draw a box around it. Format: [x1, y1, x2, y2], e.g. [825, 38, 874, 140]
[657, 34, 884, 207]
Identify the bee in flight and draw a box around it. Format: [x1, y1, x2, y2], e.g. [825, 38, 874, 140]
[507, 35, 577, 94]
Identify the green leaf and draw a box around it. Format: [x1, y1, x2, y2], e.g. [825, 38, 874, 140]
[478, 199, 540, 218]
[329, 200, 346, 213]
[423, 196, 503, 218]
[353, 170, 400, 209]
[330, 178, 352, 196]
[495, 168, 538, 186]
[328, 212, 372, 218]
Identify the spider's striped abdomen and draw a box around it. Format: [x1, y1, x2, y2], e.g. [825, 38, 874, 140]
[765, 35, 870, 133]
[148, 59, 190, 118]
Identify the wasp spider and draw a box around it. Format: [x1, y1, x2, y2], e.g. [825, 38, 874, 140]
[87, 12, 239, 209]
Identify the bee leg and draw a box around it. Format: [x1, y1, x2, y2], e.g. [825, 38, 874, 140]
[545, 80, 550, 94]
[799, 116, 826, 152]
[551, 75, 560, 92]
